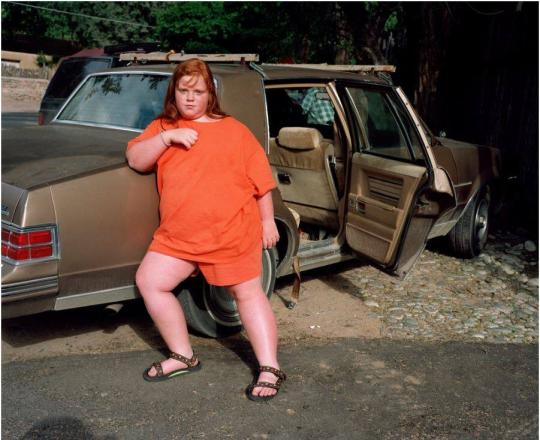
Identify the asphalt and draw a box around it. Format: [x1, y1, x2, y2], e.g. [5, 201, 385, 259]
[2, 339, 538, 439]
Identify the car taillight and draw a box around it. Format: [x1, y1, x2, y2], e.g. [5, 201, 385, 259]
[1, 223, 58, 264]
[37, 112, 45, 126]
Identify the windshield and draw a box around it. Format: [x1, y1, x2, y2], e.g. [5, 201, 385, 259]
[56, 73, 170, 130]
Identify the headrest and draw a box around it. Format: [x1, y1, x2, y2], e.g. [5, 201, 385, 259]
[277, 127, 322, 150]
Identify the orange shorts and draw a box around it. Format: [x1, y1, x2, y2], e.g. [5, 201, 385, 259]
[198, 243, 262, 286]
[148, 240, 262, 286]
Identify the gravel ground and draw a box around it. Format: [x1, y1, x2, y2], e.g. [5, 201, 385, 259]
[278, 229, 538, 345]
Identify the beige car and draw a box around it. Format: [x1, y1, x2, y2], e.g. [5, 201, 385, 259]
[1, 56, 500, 337]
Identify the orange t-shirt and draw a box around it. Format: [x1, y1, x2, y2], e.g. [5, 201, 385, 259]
[127, 116, 276, 263]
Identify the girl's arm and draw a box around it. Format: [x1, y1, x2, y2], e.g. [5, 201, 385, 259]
[257, 191, 280, 249]
[126, 128, 199, 172]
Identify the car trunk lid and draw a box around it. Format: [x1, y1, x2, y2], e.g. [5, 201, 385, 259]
[1, 183, 26, 224]
[2, 124, 137, 190]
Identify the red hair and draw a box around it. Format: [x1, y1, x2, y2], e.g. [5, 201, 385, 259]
[158, 58, 227, 122]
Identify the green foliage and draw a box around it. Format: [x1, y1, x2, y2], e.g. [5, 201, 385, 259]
[1, 2, 158, 47]
[384, 10, 399, 32]
[35, 52, 54, 68]
[1, 1, 402, 64]
[152, 2, 239, 51]
[364, 2, 379, 15]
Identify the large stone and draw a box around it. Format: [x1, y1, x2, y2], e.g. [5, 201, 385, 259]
[500, 264, 516, 275]
[524, 241, 537, 252]
[518, 274, 529, 283]
[500, 253, 523, 264]
[480, 254, 493, 264]
[403, 318, 418, 328]
[364, 300, 380, 308]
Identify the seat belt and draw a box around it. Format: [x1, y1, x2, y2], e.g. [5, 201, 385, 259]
[328, 155, 342, 198]
[288, 256, 301, 309]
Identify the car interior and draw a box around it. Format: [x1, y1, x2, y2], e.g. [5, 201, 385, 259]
[265, 84, 429, 265]
[265, 86, 346, 245]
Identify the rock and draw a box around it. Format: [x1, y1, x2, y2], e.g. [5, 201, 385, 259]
[518, 274, 529, 283]
[494, 305, 512, 314]
[526, 305, 538, 314]
[500, 264, 515, 275]
[525, 241, 537, 252]
[423, 305, 439, 315]
[472, 333, 486, 339]
[365, 300, 380, 308]
[403, 318, 418, 328]
[500, 254, 523, 266]
[491, 328, 513, 335]
[516, 311, 530, 320]
[480, 254, 493, 264]
[507, 249, 524, 256]
[516, 290, 532, 300]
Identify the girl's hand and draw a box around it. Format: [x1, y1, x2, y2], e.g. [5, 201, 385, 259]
[262, 219, 280, 249]
[163, 128, 199, 149]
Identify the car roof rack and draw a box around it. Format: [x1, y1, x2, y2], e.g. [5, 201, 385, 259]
[105, 42, 161, 56]
[261, 63, 396, 73]
[119, 51, 259, 64]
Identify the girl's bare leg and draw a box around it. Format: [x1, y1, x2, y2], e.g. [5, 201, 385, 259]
[136, 251, 198, 376]
[227, 276, 280, 398]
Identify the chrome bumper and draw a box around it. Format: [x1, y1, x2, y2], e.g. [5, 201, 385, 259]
[1, 276, 59, 299]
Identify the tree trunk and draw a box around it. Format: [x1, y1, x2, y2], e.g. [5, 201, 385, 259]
[413, 3, 452, 130]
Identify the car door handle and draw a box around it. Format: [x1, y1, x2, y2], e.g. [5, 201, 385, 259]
[278, 172, 292, 184]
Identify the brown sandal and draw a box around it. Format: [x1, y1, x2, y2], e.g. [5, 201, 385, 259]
[143, 351, 202, 382]
[246, 366, 287, 402]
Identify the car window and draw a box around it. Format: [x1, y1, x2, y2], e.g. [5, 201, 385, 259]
[346, 87, 414, 161]
[387, 94, 426, 161]
[45, 58, 113, 100]
[56, 73, 169, 130]
[266, 86, 336, 139]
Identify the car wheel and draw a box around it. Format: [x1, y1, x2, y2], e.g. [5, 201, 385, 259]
[176, 247, 278, 338]
[448, 186, 490, 258]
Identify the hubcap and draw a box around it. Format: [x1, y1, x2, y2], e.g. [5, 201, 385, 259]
[474, 199, 489, 248]
[202, 250, 274, 327]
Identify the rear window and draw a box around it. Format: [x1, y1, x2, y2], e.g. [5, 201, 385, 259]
[45, 58, 113, 99]
[56, 73, 170, 130]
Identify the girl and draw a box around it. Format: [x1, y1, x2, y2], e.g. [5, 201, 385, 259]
[126, 59, 285, 402]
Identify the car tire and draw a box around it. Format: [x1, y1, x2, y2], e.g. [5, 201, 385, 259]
[448, 186, 490, 258]
[176, 247, 278, 338]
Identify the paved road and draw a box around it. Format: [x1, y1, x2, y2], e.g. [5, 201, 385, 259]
[2, 339, 537, 439]
[1, 112, 39, 128]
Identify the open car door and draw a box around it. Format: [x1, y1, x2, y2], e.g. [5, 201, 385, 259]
[338, 83, 444, 278]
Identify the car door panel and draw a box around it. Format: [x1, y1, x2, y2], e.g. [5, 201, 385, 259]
[346, 152, 427, 265]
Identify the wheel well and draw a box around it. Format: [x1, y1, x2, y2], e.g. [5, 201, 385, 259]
[274, 218, 296, 274]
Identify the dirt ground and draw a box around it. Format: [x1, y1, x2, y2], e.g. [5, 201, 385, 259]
[1, 263, 382, 363]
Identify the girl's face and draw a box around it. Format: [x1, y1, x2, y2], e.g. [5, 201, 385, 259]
[175, 75, 209, 120]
